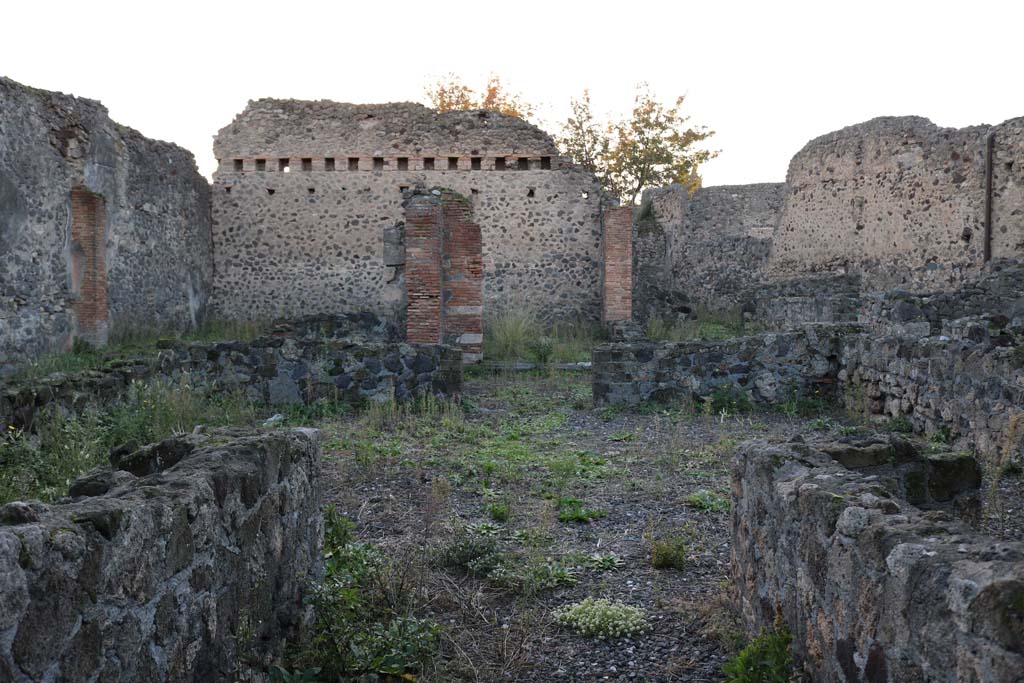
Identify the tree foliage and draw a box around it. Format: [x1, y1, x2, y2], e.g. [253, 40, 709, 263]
[559, 85, 717, 205]
[424, 73, 535, 120]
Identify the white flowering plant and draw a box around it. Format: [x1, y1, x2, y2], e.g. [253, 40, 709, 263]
[552, 598, 650, 639]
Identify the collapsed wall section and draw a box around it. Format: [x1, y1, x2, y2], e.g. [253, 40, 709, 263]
[731, 438, 1024, 682]
[0, 77, 213, 365]
[0, 428, 322, 682]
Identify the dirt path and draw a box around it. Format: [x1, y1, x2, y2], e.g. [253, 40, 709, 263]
[317, 370, 823, 682]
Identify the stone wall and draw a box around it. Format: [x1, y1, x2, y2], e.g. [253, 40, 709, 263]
[731, 438, 1024, 682]
[767, 116, 1024, 291]
[0, 76, 213, 365]
[859, 258, 1024, 336]
[0, 428, 322, 682]
[211, 99, 604, 325]
[839, 316, 1024, 462]
[591, 325, 853, 406]
[633, 183, 783, 321]
[1, 316, 461, 433]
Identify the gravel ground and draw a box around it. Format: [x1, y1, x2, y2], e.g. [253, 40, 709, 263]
[318, 370, 1020, 682]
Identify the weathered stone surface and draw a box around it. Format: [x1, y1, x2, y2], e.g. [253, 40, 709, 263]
[0, 76, 212, 368]
[0, 316, 462, 433]
[592, 324, 856, 406]
[731, 439, 1024, 682]
[0, 428, 322, 682]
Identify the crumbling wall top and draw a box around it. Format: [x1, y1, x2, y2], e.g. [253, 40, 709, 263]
[213, 98, 560, 158]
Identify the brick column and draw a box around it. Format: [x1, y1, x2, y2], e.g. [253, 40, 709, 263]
[441, 193, 484, 362]
[404, 196, 444, 344]
[69, 187, 109, 345]
[602, 206, 634, 322]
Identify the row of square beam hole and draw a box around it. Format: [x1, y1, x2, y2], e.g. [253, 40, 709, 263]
[231, 156, 552, 172]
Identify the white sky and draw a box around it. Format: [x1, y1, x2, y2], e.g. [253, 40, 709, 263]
[3, 0, 1022, 186]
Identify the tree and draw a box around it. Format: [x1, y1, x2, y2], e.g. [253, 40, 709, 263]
[557, 90, 607, 178]
[558, 85, 717, 205]
[424, 74, 535, 120]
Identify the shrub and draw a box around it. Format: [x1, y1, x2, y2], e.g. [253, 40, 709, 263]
[650, 536, 690, 569]
[290, 509, 438, 679]
[722, 628, 794, 683]
[553, 598, 649, 639]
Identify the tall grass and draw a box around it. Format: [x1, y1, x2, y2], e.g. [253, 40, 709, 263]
[646, 308, 759, 342]
[0, 377, 259, 504]
[484, 310, 604, 363]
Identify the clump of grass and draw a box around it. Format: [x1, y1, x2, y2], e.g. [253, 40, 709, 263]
[650, 536, 690, 570]
[556, 496, 607, 523]
[485, 502, 510, 522]
[553, 598, 649, 639]
[708, 386, 753, 415]
[886, 415, 914, 434]
[485, 309, 542, 361]
[722, 627, 794, 683]
[684, 489, 730, 513]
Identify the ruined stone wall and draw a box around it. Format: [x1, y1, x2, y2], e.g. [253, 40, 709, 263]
[0, 428, 321, 682]
[211, 100, 604, 325]
[731, 438, 1024, 682]
[768, 116, 1024, 290]
[634, 183, 783, 321]
[0, 315, 461, 433]
[859, 258, 1024, 336]
[0, 77, 213, 364]
[839, 317, 1024, 462]
[591, 325, 852, 406]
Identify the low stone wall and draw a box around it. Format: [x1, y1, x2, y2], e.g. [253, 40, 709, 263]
[155, 337, 461, 406]
[1, 327, 461, 433]
[860, 259, 1024, 336]
[0, 428, 322, 682]
[839, 318, 1024, 462]
[592, 325, 855, 406]
[731, 437, 1024, 682]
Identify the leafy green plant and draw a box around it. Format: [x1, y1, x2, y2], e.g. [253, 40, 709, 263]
[586, 552, 625, 571]
[553, 598, 649, 639]
[556, 496, 607, 523]
[684, 489, 730, 513]
[288, 508, 438, 680]
[650, 536, 690, 569]
[930, 425, 953, 445]
[722, 628, 794, 683]
[886, 416, 914, 434]
[808, 417, 836, 432]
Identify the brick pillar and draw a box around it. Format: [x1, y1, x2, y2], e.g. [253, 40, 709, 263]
[403, 191, 485, 362]
[404, 196, 444, 344]
[441, 193, 484, 362]
[69, 187, 109, 345]
[602, 206, 634, 322]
